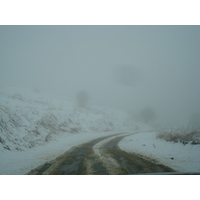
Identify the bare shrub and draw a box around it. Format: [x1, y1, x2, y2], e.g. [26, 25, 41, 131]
[0, 136, 5, 144]
[70, 127, 80, 133]
[156, 131, 182, 142]
[157, 128, 200, 145]
[45, 133, 53, 142]
[11, 94, 23, 101]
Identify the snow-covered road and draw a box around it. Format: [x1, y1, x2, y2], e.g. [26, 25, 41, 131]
[0, 131, 123, 175]
[27, 131, 174, 175]
[1, 130, 199, 174]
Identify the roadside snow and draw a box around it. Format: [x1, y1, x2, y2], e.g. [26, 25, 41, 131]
[119, 132, 200, 172]
[0, 131, 125, 175]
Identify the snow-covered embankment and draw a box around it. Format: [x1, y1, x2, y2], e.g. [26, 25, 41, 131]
[119, 132, 200, 172]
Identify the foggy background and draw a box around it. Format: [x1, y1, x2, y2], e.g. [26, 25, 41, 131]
[1, 26, 200, 128]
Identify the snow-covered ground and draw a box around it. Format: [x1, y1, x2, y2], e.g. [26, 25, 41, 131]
[119, 132, 200, 173]
[1, 87, 200, 174]
[0, 87, 143, 174]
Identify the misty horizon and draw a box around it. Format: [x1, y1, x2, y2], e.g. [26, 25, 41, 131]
[1, 25, 200, 128]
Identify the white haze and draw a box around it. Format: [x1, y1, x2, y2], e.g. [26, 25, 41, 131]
[0, 25, 200, 128]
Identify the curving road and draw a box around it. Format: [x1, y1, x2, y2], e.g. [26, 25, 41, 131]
[27, 132, 175, 175]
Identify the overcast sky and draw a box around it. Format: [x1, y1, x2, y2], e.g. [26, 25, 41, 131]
[1, 26, 200, 127]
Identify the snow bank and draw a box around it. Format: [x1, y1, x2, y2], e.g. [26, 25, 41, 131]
[119, 132, 200, 172]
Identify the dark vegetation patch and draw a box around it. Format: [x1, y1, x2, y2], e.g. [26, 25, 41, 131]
[157, 129, 200, 145]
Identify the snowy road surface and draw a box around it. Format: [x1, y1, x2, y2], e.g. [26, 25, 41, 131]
[27, 132, 175, 175]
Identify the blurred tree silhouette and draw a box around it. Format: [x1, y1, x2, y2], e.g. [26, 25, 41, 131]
[137, 107, 156, 124]
[76, 90, 89, 108]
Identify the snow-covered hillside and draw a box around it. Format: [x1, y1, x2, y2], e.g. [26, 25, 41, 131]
[0, 87, 140, 152]
[0, 87, 148, 174]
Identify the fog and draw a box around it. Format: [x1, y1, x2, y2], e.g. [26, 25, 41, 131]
[1, 26, 200, 128]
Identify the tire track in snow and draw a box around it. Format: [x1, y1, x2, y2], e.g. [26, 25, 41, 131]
[27, 132, 175, 175]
